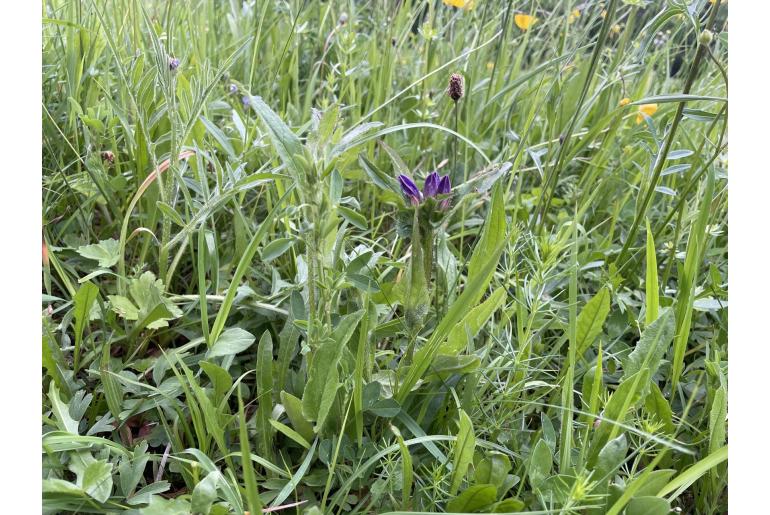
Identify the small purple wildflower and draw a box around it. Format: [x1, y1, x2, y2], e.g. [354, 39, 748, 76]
[241, 95, 251, 107]
[399, 172, 451, 208]
[423, 171, 440, 198]
[168, 57, 180, 71]
[398, 175, 422, 205]
[229, 83, 238, 94]
[437, 175, 451, 195]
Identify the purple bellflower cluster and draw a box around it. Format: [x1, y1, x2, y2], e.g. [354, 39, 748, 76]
[397, 171, 451, 207]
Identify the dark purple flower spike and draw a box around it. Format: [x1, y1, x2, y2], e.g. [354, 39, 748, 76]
[398, 175, 422, 204]
[423, 172, 440, 198]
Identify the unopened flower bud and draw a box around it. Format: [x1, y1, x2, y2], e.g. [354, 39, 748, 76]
[101, 150, 114, 165]
[699, 29, 714, 46]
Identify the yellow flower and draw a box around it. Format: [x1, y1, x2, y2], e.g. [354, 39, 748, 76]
[515, 14, 536, 31]
[601, 10, 607, 18]
[486, 61, 495, 71]
[636, 104, 658, 124]
[568, 9, 580, 24]
[611, 24, 622, 35]
[443, 0, 475, 9]
[619, 97, 631, 107]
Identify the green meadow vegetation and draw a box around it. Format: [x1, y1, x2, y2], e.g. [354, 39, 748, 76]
[42, 0, 728, 513]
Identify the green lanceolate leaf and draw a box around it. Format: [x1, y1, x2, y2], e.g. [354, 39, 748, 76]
[645, 219, 660, 326]
[576, 286, 610, 358]
[440, 287, 506, 356]
[528, 439, 553, 491]
[446, 484, 497, 513]
[449, 409, 476, 495]
[248, 96, 306, 180]
[623, 307, 675, 380]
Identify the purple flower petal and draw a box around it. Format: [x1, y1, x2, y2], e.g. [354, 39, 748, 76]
[438, 175, 451, 194]
[423, 171, 440, 198]
[398, 174, 422, 202]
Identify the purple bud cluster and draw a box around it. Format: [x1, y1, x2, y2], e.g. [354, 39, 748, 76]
[398, 171, 451, 207]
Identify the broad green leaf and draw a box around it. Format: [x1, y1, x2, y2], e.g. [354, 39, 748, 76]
[467, 182, 506, 293]
[73, 281, 98, 369]
[489, 498, 525, 512]
[191, 471, 218, 514]
[48, 383, 79, 434]
[82, 460, 113, 503]
[633, 469, 676, 497]
[446, 484, 497, 513]
[248, 96, 305, 179]
[440, 287, 506, 355]
[593, 433, 628, 481]
[156, 201, 185, 226]
[709, 386, 727, 455]
[576, 287, 610, 357]
[390, 425, 414, 511]
[588, 369, 650, 467]
[626, 496, 671, 515]
[207, 328, 256, 358]
[623, 308, 675, 380]
[261, 238, 295, 262]
[200, 115, 236, 159]
[424, 355, 481, 380]
[108, 295, 139, 320]
[280, 391, 314, 443]
[269, 419, 310, 449]
[475, 452, 512, 490]
[528, 439, 552, 490]
[450, 409, 476, 495]
[338, 205, 368, 230]
[77, 238, 120, 268]
[200, 361, 233, 403]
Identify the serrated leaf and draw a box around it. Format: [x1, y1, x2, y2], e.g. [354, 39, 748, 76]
[77, 238, 120, 268]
